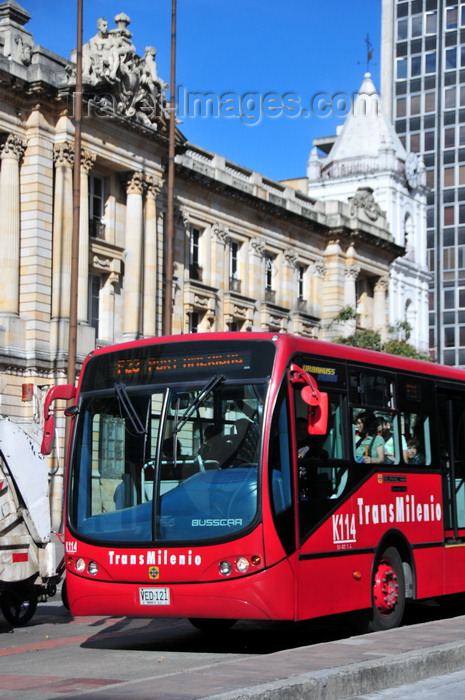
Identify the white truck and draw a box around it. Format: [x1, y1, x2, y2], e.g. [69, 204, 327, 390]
[0, 416, 62, 626]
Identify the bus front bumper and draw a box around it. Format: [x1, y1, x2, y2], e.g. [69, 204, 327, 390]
[67, 559, 295, 621]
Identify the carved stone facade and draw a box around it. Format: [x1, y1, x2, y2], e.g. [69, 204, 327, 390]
[0, 4, 403, 524]
[304, 73, 430, 352]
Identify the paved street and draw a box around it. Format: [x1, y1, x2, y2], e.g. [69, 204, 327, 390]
[2, 594, 465, 699]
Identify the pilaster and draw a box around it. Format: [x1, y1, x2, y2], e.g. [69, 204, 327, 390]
[123, 171, 144, 339]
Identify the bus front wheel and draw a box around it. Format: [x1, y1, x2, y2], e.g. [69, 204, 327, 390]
[368, 546, 406, 631]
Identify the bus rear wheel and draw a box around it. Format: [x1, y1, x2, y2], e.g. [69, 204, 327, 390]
[188, 618, 236, 632]
[368, 546, 405, 631]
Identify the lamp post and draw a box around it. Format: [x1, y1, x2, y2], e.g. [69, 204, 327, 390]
[163, 0, 177, 336]
[68, 0, 83, 386]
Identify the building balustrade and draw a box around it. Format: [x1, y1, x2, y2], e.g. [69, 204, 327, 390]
[189, 262, 203, 281]
[265, 288, 276, 303]
[89, 218, 106, 239]
[229, 276, 241, 293]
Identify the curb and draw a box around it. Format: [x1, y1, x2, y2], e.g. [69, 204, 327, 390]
[204, 639, 465, 700]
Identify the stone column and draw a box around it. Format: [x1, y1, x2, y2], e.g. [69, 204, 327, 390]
[374, 277, 389, 338]
[78, 150, 96, 323]
[0, 134, 26, 315]
[344, 245, 359, 308]
[248, 237, 265, 301]
[343, 267, 359, 337]
[282, 248, 297, 309]
[123, 171, 144, 339]
[143, 176, 161, 338]
[52, 142, 74, 320]
[211, 222, 228, 291]
[322, 239, 345, 333]
[310, 260, 325, 319]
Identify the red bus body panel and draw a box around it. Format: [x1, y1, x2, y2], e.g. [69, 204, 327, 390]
[65, 524, 296, 620]
[61, 333, 465, 624]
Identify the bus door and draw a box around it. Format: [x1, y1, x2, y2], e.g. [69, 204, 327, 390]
[291, 380, 353, 620]
[437, 388, 465, 537]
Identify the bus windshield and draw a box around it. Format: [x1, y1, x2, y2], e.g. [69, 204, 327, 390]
[68, 339, 275, 544]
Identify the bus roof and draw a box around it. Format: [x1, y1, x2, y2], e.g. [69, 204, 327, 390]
[82, 332, 465, 385]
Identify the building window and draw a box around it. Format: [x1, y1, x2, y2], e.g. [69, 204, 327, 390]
[89, 174, 106, 239]
[396, 97, 407, 118]
[265, 254, 276, 303]
[229, 240, 241, 292]
[189, 311, 200, 333]
[410, 133, 420, 151]
[444, 128, 455, 149]
[411, 14, 423, 37]
[425, 51, 437, 74]
[424, 131, 435, 151]
[424, 91, 436, 112]
[444, 207, 455, 226]
[446, 48, 457, 70]
[445, 289, 455, 309]
[445, 86, 456, 110]
[397, 58, 407, 79]
[410, 94, 421, 115]
[297, 265, 305, 300]
[444, 166, 455, 187]
[443, 246, 456, 270]
[189, 227, 202, 281]
[397, 18, 408, 40]
[425, 11, 437, 34]
[88, 274, 102, 335]
[446, 7, 458, 30]
[411, 55, 422, 77]
[445, 326, 455, 348]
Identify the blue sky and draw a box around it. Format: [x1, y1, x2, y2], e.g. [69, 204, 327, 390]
[27, 1, 381, 181]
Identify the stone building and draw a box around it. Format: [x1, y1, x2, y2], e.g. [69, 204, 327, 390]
[0, 4, 403, 523]
[287, 72, 430, 352]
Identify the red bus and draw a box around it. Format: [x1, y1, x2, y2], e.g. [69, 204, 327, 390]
[42, 332, 465, 632]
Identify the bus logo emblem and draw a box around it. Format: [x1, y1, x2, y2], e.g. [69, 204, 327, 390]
[148, 566, 160, 580]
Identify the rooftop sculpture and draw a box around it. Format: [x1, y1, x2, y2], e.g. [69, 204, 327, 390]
[82, 13, 168, 128]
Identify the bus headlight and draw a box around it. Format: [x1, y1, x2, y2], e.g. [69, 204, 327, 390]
[219, 560, 232, 576]
[235, 557, 249, 573]
[88, 561, 99, 576]
[75, 558, 85, 572]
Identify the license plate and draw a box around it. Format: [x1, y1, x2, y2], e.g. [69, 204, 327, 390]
[139, 587, 170, 606]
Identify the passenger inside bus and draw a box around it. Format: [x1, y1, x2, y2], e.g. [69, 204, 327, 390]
[198, 424, 222, 460]
[354, 411, 385, 464]
[407, 437, 425, 465]
[378, 415, 408, 464]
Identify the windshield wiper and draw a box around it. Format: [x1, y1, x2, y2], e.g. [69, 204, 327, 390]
[114, 383, 147, 435]
[173, 375, 226, 435]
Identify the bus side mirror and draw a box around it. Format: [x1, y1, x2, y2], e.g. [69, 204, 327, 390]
[41, 384, 76, 455]
[289, 363, 329, 436]
[301, 385, 329, 436]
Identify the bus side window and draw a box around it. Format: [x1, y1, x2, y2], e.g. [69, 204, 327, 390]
[321, 396, 344, 460]
[400, 412, 431, 466]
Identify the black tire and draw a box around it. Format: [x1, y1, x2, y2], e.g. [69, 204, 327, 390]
[368, 546, 406, 631]
[61, 578, 70, 610]
[188, 617, 236, 632]
[1, 587, 38, 626]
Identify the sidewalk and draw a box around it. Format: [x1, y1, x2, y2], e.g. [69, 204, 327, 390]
[60, 612, 465, 700]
